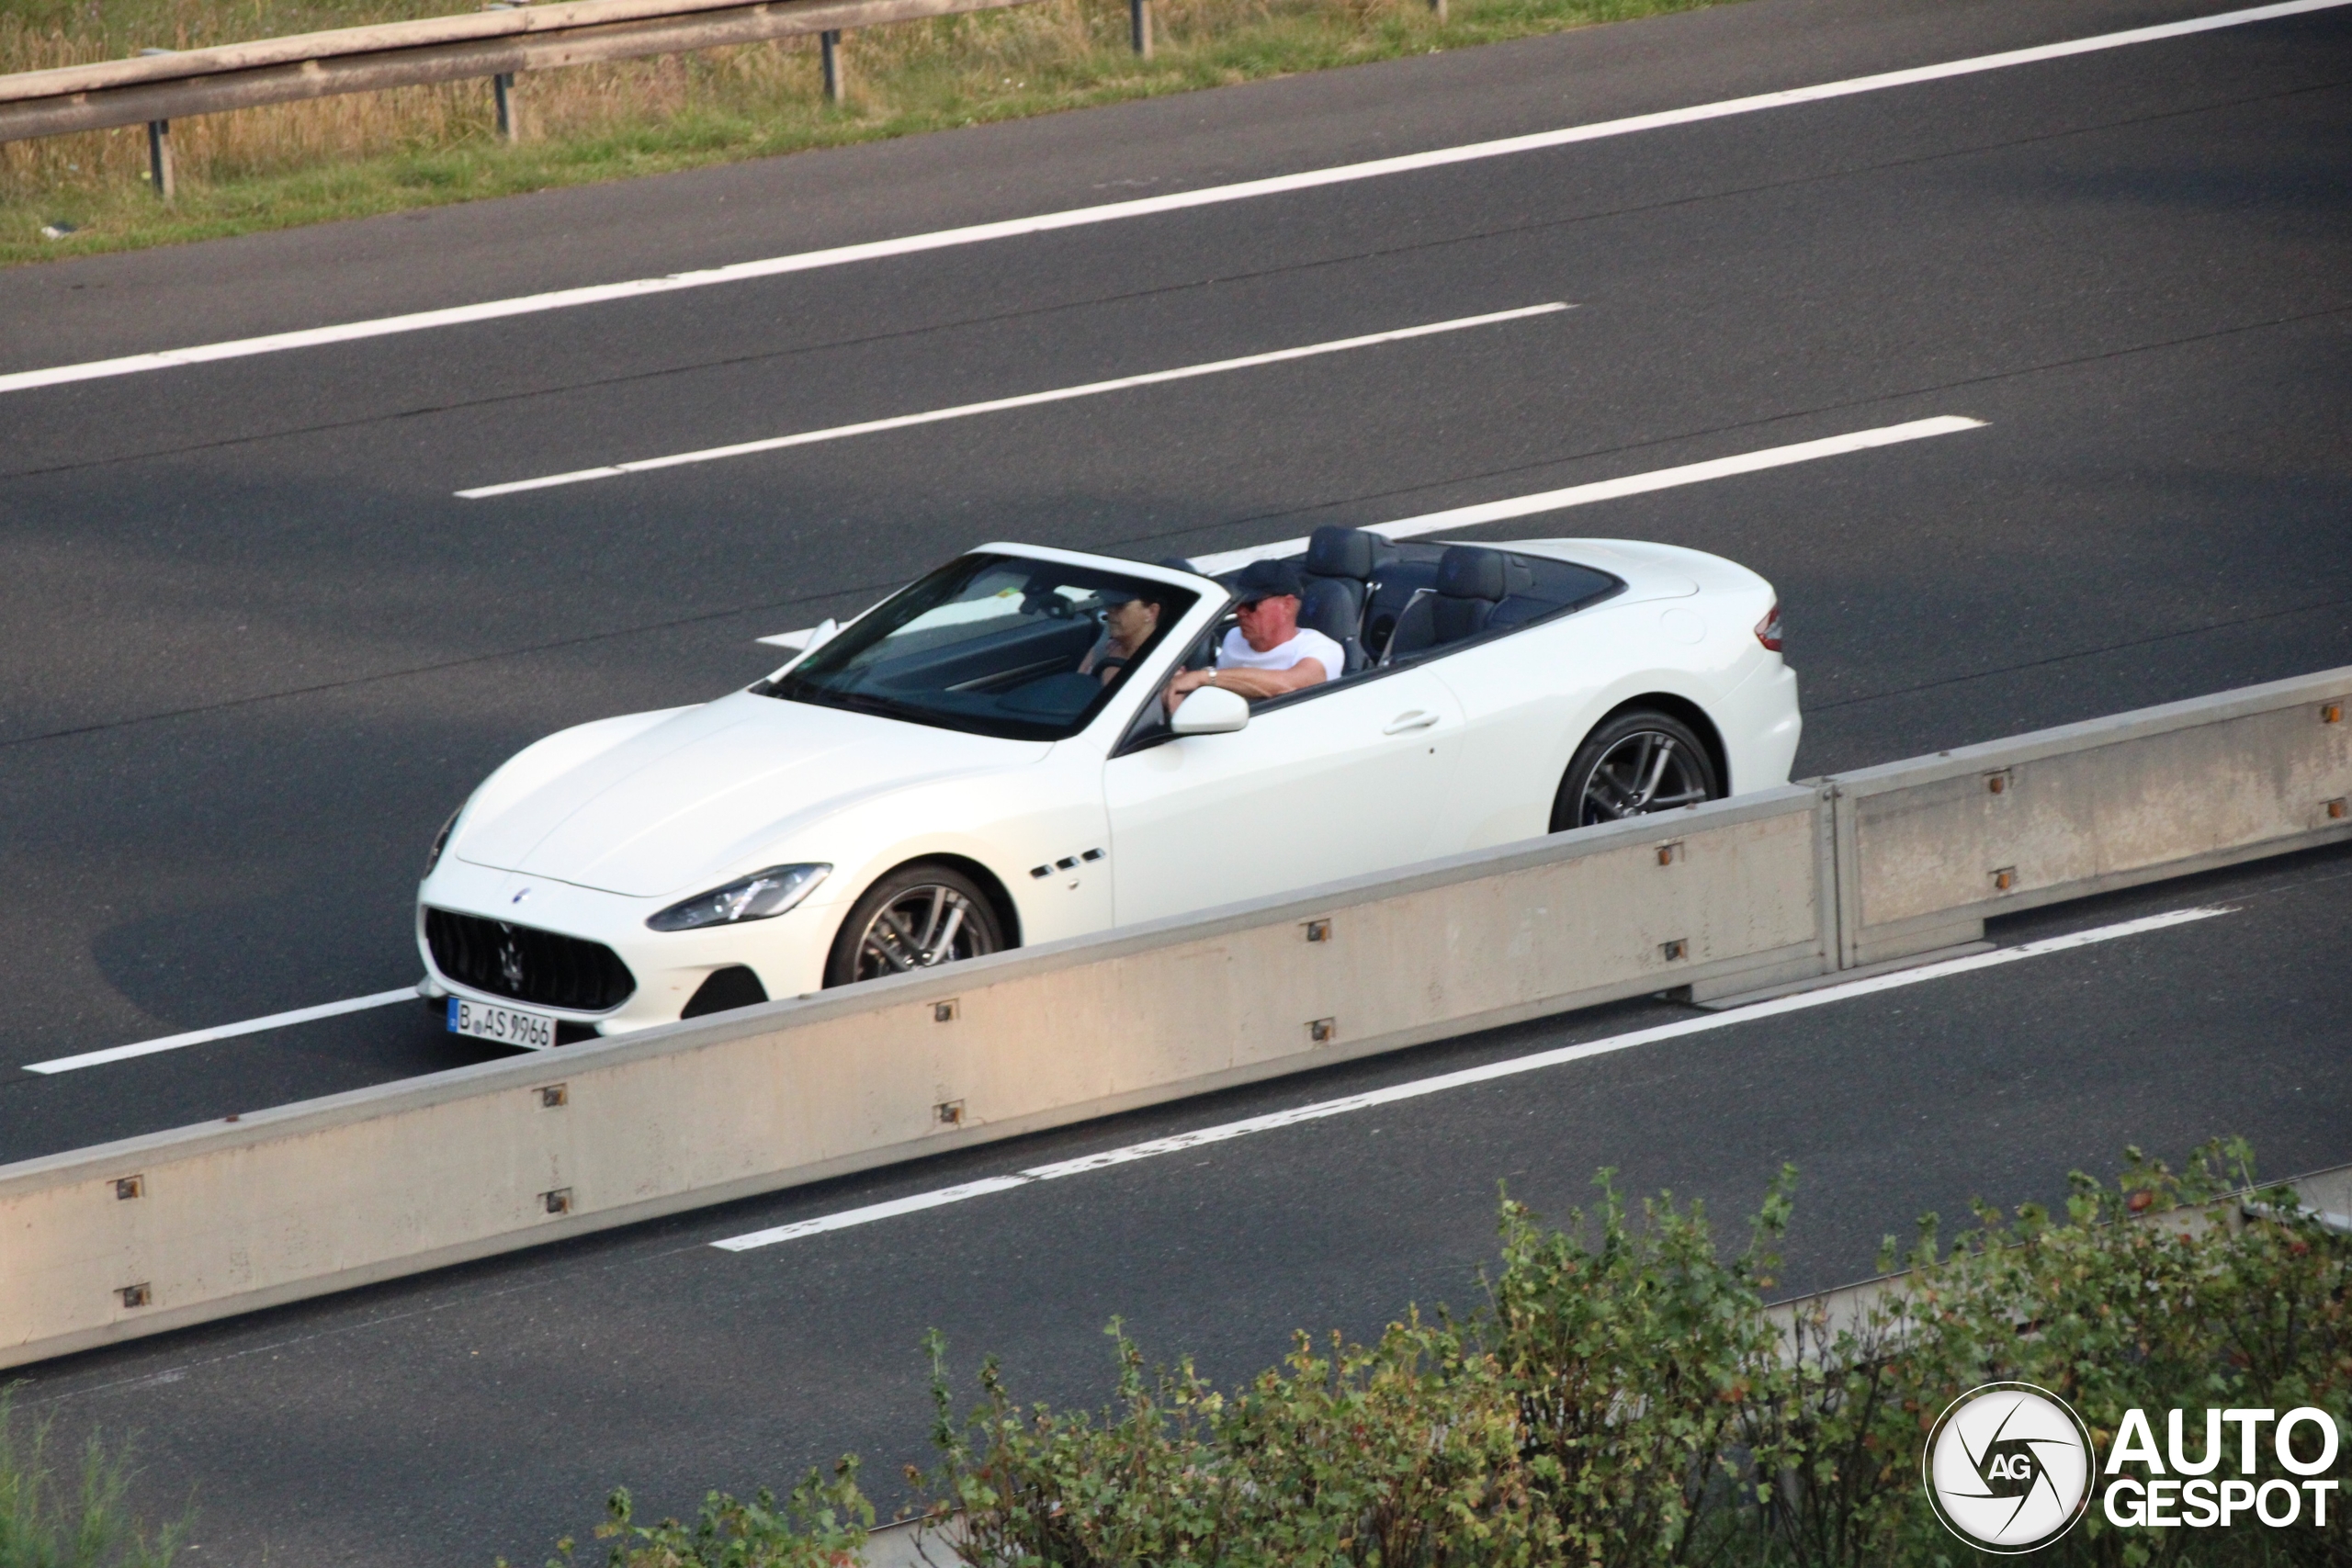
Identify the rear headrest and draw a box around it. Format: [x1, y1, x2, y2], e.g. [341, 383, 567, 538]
[1437, 546, 1510, 602]
[1306, 525, 1385, 581]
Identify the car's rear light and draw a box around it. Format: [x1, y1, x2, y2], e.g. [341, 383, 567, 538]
[1754, 603, 1784, 652]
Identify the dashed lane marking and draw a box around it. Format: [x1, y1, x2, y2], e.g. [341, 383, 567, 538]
[1186, 416, 1987, 574]
[24, 988, 418, 1075]
[454, 303, 1572, 498]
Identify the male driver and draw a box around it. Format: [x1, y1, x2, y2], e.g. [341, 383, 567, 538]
[1166, 558, 1343, 710]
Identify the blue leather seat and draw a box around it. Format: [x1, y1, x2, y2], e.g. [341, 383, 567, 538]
[1302, 526, 1391, 639]
[1297, 576, 1369, 674]
[1385, 547, 1531, 660]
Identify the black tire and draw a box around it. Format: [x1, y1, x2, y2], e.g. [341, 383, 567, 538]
[823, 863, 1010, 988]
[1550, 709, 1722, 832]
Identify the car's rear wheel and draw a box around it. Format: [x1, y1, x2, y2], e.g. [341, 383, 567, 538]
[823, 863, 1008, 987]
[1550, 709, 1721, 832]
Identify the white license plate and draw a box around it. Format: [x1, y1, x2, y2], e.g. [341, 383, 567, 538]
[447, 997, 557, 1049]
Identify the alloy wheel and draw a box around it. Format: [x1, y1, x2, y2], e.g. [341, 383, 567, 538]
[1575, 729, 1713, 825]
[848, 883, 997, 981]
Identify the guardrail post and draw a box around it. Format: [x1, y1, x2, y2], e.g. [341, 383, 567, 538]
[134, 48, 176, 200]
[1430, 0, 1446, 19]
[820, 29, 843, 104]
[144, 118, 175, 199]
[482, 1, 521, 140]
[1129, 0, 1152, 58]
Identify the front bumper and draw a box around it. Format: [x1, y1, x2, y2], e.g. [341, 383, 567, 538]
[414, 856, 841, 1034]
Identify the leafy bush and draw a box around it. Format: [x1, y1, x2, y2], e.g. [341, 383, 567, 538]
[535, 1460, 871, 1568]
[1758, 1141, 2352, 1568]
[928, 1314, 1548, 1567]
[563, 1141, 2350, 1566]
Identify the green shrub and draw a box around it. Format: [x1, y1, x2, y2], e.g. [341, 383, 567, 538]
[535, 1460, 871, 1568]
[928, 1314, 1548, 1566]
[565, 1141, 2351, 1566]
[1487, 1172, 1792, 1567]
[1758, 1140, 2352, 1568]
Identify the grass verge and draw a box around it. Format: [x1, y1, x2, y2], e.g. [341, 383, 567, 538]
[1, 0, 1734, 268]
[0, 1390, 187, 1568]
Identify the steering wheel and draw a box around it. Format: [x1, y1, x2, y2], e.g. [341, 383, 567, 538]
[1026, 596, 1073, 619]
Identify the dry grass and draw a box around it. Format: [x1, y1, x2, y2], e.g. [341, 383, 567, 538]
[1, 0, 1732, 265]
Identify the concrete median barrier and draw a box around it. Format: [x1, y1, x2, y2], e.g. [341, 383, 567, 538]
[1828, 666, 2352, 967]
[5, 664, 2347, 1369]
[0, 787, 1831, 1370]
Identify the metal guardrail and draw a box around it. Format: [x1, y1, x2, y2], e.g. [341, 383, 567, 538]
[0, 0, 1085, 196]
[1, 666, 2346, 1369]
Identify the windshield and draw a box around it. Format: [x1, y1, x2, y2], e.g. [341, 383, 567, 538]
[763, 554, 1200, 740]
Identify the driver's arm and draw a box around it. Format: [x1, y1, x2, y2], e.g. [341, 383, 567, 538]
[1166, 659, 1329, 709]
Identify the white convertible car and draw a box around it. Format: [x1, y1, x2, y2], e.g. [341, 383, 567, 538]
[415, 527, 1800, 1046]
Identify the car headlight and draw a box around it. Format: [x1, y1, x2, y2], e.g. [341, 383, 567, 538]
[647, 864, 831, 932]
[424, 807, 462, 877]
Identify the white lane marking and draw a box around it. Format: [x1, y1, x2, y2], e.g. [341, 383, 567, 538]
[455, 303, 1573, 498]
[1188, 415, 1986, 574]
[748, 414, 1984, 644]
[24, 988, 418, 1075]
[710, 904, 2232, 1249]
[4, 0, 2339, 398]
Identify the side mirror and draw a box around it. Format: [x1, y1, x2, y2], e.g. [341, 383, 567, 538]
[1170, 685, 1250, 736]
[802, 617, 842, 653]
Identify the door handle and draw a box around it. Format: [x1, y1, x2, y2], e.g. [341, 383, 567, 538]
[1383, 710, 1441, 735]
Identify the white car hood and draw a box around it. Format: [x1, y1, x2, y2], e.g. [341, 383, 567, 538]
[456, 694, 1046, 897]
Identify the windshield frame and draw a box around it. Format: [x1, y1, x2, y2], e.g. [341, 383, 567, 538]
[759, 551, 1204, 742]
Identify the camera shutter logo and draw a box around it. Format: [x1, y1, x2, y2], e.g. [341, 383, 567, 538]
[1924, 1382, 2094, 1552]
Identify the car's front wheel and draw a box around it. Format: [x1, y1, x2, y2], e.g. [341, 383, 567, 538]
[824, 863, 1009, 987]
[1550, 709, 1722, 832]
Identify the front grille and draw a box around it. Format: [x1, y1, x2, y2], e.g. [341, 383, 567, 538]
[425, 908, 636, 1012]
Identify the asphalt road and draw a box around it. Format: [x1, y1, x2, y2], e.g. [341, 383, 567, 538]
[0, 0, 2347, 1555]
[1, 0, 2346, 1147]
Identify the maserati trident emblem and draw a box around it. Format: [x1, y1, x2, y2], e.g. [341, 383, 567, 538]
[495, 922, 526, 990]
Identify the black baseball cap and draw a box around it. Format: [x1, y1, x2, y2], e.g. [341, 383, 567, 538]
[1230, 558, 1305, 606]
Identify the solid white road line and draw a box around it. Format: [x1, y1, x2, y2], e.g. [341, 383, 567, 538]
[709, 904, 2232, 1250]
[24, 988, 419, 1075]
[4, 0, 2341, 398]
[455, 303, 1573, 499]
[1187, 415, 1986, 575]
